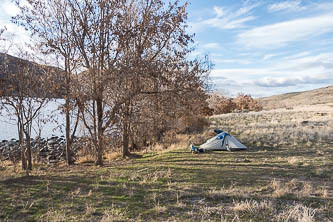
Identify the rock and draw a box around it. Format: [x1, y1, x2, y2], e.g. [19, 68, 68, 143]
[48, 139, 58, 145]
[0, 136, 83, 163]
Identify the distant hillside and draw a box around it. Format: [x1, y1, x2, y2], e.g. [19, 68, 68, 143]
[0, 53, 64, 97]
[259, 85, 333, 110]
[0, 53, 57, 76]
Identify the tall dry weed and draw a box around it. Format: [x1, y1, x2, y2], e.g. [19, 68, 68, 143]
[232, 199, 273, 214]
[41, 208, 67, 222]
[276, 204, 316, 222]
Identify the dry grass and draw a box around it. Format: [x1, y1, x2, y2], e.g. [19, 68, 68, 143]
[207, 185, 250, 199]
[210, 103, 333, 148]
[41, 209, 67, 222]
[276, 204, 317, 222]
[146, 134, 192, 153]
[232, 199, 273, 213]
[105, 152, 121, 161]
[269, 178, 327, 200]
[100, 204, 131, 222]
[0, 105, 332, 221]
[259, 86, 333, 109]
[0, 144, 332, 221]
[85, 203, 97, 217]
[318, 187, 328, 198]
[288, 156, 304, 166]
[76, 154, 95, 164]
[271, 179, 290, 198]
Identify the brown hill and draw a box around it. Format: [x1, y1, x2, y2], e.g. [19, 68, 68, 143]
[259, 85, 333, 110]
[0, 53, 64, 97]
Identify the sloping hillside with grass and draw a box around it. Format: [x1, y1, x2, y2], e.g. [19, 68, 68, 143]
[259, 85, 333, 110]
[210, 103, 333, 149]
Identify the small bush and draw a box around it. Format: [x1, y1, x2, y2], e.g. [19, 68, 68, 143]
[207, 93, 262, 115]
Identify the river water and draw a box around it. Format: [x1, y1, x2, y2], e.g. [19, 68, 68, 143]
[0, 99, 85, 140]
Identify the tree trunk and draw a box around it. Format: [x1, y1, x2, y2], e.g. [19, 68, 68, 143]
[95, 98, 104, 166]
[36, 135, 41, 163]
[65, 95, 73, 165]
[122, 115, 131, 158]
[64, 61, 74, 165]
[19, 123, 26, 170]
[26, 135, 32, 170]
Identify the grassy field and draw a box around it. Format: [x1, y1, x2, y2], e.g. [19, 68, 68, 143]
[210, 103, 333, 149]
[1, 146, 332, 221]
[1, 104, 333, 221]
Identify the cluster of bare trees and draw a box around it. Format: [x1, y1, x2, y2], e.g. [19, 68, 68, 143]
[207, 93, 262, 115]
[0, 0, 210, 168]
[0, 53, 51, 170]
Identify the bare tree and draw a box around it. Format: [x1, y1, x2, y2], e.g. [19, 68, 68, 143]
[0, 52, 52, 170]
[14, 0, 81, 165]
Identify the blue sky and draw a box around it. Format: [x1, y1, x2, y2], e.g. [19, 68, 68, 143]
[1, 0, 333, 97]
[186, 0, 333, 97]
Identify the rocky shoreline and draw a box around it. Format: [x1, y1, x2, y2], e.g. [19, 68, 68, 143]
[0, 136, 83, 164]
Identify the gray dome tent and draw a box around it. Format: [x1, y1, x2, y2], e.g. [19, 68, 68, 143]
[191, 130, 247, 152]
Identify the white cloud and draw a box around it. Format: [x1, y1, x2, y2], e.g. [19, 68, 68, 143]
[1, 1, 20, 17]
[283, 51, 311, 60]
[234, 2, 259, 17]
[188, 1, 333, 97]
[204, 16, 256, 30]
[213, 58, 252, 65]
[202, 16, 255, 30]
[0, 1, 32, 55]
[253, 75, 333, 87]
[202, 42, 222, 50]
[211, 68, 281, 80]
[213, 6, 224, 18]
[268, 0, 306, 13]
[237, 14, 333, 49]
[263, 53, 284, 60]
[212, 68, 333, 97]
[263, 55, 274, 60]
[210, 51, 333, 95]
[211, 52, 333, 84]
[0, 20, 31, 52]
[315, 2, 333, 11]
[190, 2, 259, 31]
[275, 53, 333, 73]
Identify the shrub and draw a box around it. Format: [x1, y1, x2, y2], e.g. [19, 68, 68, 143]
[207, 93, 262, 115]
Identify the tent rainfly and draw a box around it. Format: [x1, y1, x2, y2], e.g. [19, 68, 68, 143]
[191, 130, 247, 152]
